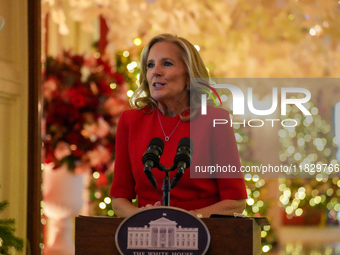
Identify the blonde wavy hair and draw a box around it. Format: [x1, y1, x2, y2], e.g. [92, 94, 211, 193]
[130, 33, 211, 121]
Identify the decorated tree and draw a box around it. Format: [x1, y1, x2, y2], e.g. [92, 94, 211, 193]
[279, 100, 340, 225]
[233, 124, 278, 253]
[42, 0, 340, 78]
[87, 50, 140, 216]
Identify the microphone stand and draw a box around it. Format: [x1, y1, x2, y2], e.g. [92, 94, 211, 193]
[162, 171, 170, 206]
[156, 164, 176, 206]
[143, 137, 192, 207]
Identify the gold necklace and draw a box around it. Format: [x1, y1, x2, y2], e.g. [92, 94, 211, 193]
[157, 110, 181, 142]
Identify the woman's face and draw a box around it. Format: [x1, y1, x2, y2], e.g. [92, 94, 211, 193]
[146, 41, 189, 106]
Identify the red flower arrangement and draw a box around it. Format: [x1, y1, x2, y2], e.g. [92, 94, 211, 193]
[42, 51, 129, 174]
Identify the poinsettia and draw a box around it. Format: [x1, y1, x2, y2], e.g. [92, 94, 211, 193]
[42, 51, 129, 174]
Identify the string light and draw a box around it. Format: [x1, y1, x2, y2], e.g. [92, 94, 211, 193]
[134, 38, 142, 46]
[309, 28, 316, 36]
[93, 172, 100, 179]
[104, 197, 111, 204]
[234, 121, 273, 251]
[99, 202, 106, 209]
[94, 52, 101, 59]
[110, 82, 117, 89]
[247, 198, 255, 206]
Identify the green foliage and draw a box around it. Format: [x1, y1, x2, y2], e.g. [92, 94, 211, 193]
[235, 125, 278, 251]
[89, 50, 140, 216]
[115, 51, 140, 91]
[0, 200, 24, 255]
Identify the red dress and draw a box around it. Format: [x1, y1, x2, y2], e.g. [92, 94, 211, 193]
[110, 107, 247, 211]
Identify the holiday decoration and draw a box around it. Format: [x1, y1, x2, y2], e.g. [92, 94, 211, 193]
[86, 50, 140, 216]
[234, 123, 278, 253]
[42, 51, 129, 175]
[279, 98, 340, 225]
[42, 0, 340, 78]
[0, 190, 24, 255]
[43, 163, 84, 255]
[42, 51, 130, 252]
[40, 1, 340, 253]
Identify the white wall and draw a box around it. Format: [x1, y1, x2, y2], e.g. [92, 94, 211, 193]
[0, 0, 28, 252]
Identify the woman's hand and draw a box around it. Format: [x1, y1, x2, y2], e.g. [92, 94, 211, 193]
[188, 199, 246, 218]
[112, 197, 246, 219]
[112, 198, 162, 218]
[111, 197, 139, 218]
[139, 201, 162, 210]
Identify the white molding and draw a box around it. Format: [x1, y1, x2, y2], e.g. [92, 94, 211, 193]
[0, 60, 20, 99]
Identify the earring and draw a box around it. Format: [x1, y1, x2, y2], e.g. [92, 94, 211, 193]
[186, 86, 190, 91]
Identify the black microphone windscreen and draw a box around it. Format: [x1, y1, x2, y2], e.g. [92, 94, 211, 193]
[178, 137, 194, 155]
[149, 137, 165, 151]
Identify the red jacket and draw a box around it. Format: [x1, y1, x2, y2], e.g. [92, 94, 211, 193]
[110, 107, 247, 210]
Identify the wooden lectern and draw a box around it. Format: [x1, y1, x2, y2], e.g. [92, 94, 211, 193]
[75, 215, 268, 255]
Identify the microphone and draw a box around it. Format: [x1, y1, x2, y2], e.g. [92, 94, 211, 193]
[171, 137, 194, 189]
[142, 137, 164, 188]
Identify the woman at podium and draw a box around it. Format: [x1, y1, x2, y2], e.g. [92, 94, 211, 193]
[110, 33, 247, 218]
